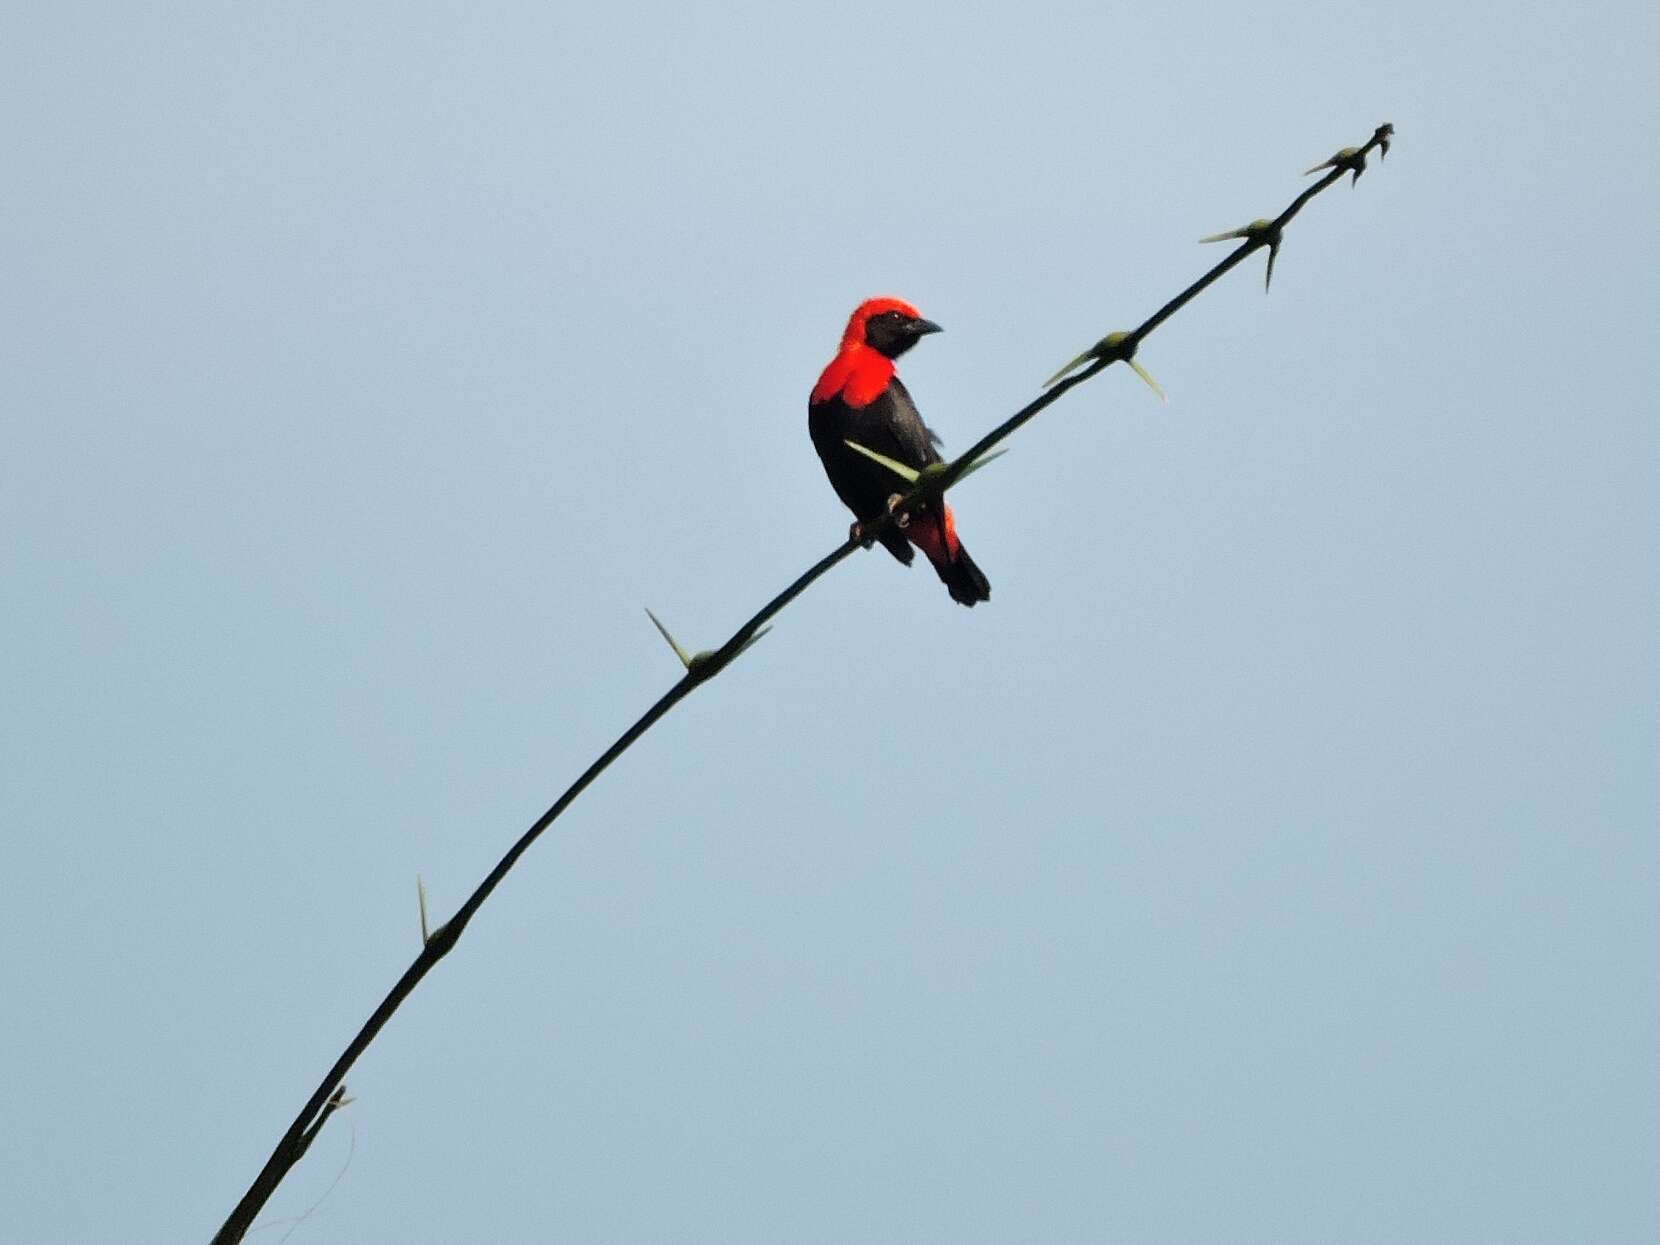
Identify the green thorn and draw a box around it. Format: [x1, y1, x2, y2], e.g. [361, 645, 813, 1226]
[1304, 146, 1361, 176]
[844, 439, 921, 484]
[956, 446, 1008, 482]
[1199, 219, 1281, 290]
[648, 609, 768, 678]
[1200, 218, 1274, 245]
[1044, 331, 1135, 388]
[1128, 357, 1167, 404]
[644, 607, 694, 670]
[1043, 348, 1096, 388]
[734, 625, 772, 659]
[1047, 331, 1159, 401]
[686, 624, 770, 674]
[417, 875, 431, 945]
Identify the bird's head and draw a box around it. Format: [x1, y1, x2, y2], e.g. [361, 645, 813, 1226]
[841, 296, 943, 359]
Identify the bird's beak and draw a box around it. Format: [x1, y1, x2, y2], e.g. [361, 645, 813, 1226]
[911, 318, 943, 337]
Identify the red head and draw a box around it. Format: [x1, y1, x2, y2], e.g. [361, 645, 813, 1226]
[812, 296, 943, 407]
[836, 296, 943, 358]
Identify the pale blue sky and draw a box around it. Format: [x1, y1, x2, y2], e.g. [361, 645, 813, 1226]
[3, 2, 1656, 1242]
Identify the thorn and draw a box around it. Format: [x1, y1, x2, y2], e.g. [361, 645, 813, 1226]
[1044, 330, 1133, 388]
[844, 438, 921, 484]
[644, 607, 694, 670]
[733, 625, 772, 659]
[417, 876, 431, 945]
[1045, 331, 1162, 402]
[1199, 218, 1281, 292]
[1198, 218, 1273, 245]
[647, 608, 765, 678]
[688, 625, 771, 675]
[1199, 218, 1274, 245]
[1128, 358, 1167, 404]
[1304, 145, 1365, 183]
[1043, 348, 1097, 388]
[916, 462, 951, 489]
[955, 447, 1008, 482]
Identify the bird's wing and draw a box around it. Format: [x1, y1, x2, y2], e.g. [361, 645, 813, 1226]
[881, 377, 946, 466]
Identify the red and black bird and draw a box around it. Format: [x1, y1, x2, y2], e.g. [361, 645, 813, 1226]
[808, 297, 992, 607]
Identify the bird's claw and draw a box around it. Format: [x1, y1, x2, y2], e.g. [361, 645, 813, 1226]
[849, 519, 875, 548]
[886, 494, 910, 529]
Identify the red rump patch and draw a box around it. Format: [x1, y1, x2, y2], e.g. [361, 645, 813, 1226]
[906, 503, 964, 568]
[809, 295, 924, 408]
[940, 503, 963, 558]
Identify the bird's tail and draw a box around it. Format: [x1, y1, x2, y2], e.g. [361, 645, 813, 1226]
[910, 503, 991, 607]
[937, 544, 991, 607]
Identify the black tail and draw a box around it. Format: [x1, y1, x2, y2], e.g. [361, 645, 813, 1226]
[877, 527, 915, 566]
[938, 545, 991, 607]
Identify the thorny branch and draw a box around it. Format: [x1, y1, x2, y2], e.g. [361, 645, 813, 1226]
[211, 122, 1394, 1244]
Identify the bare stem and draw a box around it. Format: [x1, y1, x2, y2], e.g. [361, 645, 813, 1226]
[210, 122, 1393, 1244]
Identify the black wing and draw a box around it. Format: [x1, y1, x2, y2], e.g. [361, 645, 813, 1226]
[809, 378, 944, 565]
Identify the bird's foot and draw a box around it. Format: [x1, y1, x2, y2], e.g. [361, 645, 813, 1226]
[849, 519, 875, 548]
[886, 494, 910, 529]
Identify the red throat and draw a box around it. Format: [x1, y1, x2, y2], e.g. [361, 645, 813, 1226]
[810, 347, 893, 407]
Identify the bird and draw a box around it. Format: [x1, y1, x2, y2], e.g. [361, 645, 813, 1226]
[808, 297, 991, 607]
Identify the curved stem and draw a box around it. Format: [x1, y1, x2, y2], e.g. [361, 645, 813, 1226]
[210, 122, 1392, 1243]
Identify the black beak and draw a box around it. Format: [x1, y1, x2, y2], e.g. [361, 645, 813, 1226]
[911, 317, 943, 337]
